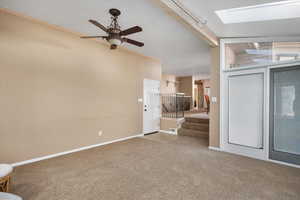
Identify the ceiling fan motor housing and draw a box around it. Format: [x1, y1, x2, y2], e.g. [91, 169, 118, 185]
[109, 8, 121, 17]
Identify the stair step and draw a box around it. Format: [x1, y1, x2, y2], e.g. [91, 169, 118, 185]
[178, 128, 208, 139]
[185, 117, 209, 124]
[182, 122, 209, 131]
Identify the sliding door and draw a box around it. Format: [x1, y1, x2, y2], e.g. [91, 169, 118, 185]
[270, 66, 300, 165]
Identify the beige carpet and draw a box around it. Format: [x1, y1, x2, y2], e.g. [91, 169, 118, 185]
[12, 133, 300, 200]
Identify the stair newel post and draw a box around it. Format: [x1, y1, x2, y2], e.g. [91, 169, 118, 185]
[182, 94, 184, 118]
[175, 93, 177, 118]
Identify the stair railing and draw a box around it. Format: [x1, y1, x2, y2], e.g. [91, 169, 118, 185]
[161, 93, 192, 118]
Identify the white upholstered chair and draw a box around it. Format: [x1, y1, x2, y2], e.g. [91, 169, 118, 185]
[0, 192, 22, 200]
[0, 164, 13, 192]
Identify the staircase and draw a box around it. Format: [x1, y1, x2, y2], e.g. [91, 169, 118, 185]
[178, 117, 209, 139]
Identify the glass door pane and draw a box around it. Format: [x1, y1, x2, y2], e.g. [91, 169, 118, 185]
[270, 66, 300, 165]
[225, 42, 300, 69]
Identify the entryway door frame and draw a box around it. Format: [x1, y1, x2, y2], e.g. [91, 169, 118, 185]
[143, 79, 161, 134]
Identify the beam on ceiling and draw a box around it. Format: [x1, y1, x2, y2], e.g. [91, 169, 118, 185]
[152, 0, 219, 47]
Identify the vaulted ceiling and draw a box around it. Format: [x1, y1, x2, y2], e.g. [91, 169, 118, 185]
[0, 0, 211, 76]
[1, 0, 299, 76]
[180, 0, 300, 37]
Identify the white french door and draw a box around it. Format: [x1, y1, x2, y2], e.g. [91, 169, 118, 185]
[143, 79, 161, 134]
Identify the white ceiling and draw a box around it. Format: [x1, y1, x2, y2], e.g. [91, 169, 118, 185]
[180, 0, 300, 37]
[0, 0, 211, 76]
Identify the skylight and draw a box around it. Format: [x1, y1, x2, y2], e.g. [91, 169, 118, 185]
[215, 0, 300, 24]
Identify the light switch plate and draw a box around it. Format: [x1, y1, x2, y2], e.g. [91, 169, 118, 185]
[138, 98, 143, 102]
[98, 131, 103, 136]
[212, 97, 217, 103]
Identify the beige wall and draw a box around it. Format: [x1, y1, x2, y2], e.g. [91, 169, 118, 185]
[0, 10, 161, 163]
[160, 118, 178, 131]
[161, 74, 178, 94]
[209, 47, 220, 147]
[177, 76, 193, 97]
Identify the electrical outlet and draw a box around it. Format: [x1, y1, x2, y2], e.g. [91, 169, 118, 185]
[98, 131, 103, 136]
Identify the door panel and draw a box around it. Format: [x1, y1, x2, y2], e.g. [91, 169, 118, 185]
[270, 66, 300, 165]
[143, 79, 160, 134]
[228, 73, 264, 149]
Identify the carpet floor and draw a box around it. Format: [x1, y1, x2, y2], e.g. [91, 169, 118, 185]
[12, 133, 300, 200]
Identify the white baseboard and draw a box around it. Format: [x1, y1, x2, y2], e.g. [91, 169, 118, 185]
[268, 159, 300, 169]
[208, 146, 300, 169]
[208, 146, 222, 151]
[159, 130, 177, 135]
[12, 133, 144, 167]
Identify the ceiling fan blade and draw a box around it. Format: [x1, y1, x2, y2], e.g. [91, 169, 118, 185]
[120, 26, 142, 36]
[80, 36, 107, 39]
[123, 38, 144, 47]
[88, 19, 108, 33]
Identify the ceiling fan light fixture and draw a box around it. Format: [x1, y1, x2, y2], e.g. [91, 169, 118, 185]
[108, 38, 122, 46]
[81, 8, 144, 50]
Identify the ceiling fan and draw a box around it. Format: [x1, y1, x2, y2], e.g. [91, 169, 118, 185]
[81, 8, 144, 50]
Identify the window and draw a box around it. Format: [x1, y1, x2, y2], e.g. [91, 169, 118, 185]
[225, 42, 300, 69]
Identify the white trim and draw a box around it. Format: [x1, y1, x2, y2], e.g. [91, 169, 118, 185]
[268, 159, 300, 169]
[211, 147, 300, 169]
[208, 146, 222, 151]
[223, 59, 300, 73]
[268, 60, 300, 69]
[220, 36, 300, 45]
[11, 134, 144, 167]
[159, 130, 177, 135]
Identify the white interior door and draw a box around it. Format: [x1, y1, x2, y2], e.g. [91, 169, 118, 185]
[143, 79, 161, 134]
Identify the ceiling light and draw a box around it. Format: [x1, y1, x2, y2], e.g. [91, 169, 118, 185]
[215, 0, 300, 24]
[108, 38, 122, 46]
